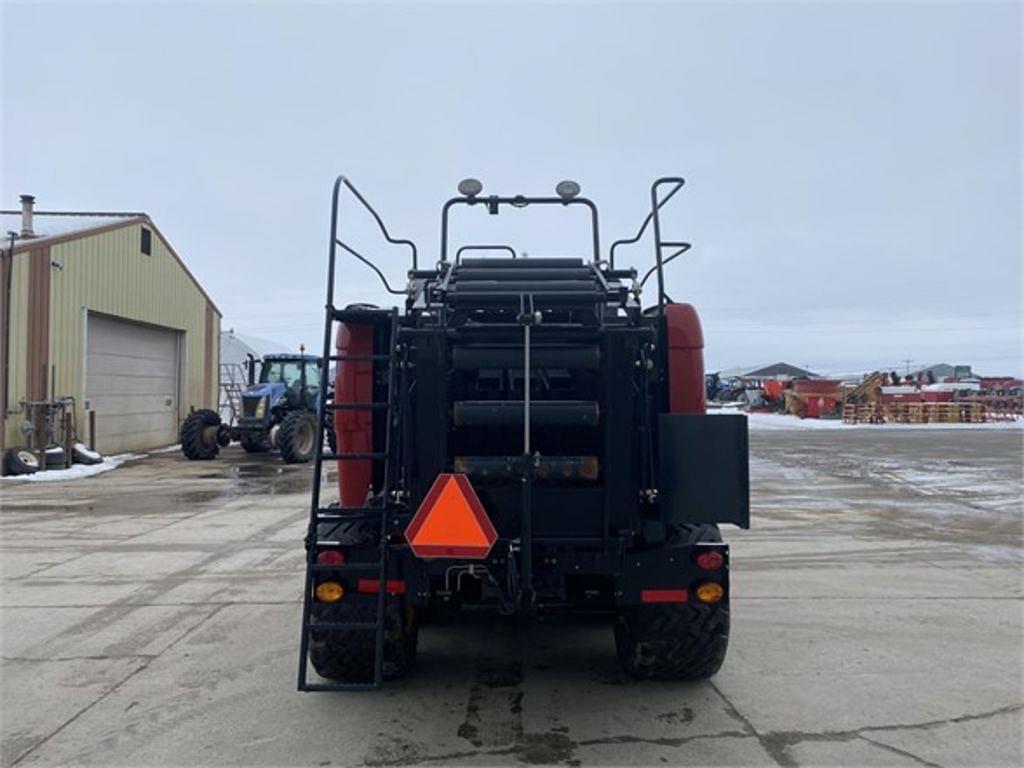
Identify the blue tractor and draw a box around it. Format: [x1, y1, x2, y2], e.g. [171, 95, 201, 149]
[180, 353, 334, 463]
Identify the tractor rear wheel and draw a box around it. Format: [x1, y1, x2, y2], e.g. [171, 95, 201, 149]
[615, 523, 729, 680]
[309, 602, 418, 684]
[180, 410, 221, 460]
[278, 411, 317, 463]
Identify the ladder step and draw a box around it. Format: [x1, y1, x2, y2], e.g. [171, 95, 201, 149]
[301, 681, 380, 692]
[325, 402, 390, 411]
[307, 621, 380, 631]
[316, 506, 385, 521]
[331, 307, 394, 322]
[320, 452, 389, 461]
[328, 354, 392, 362]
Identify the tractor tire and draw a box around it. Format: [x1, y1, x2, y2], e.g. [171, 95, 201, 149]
[72, 442, 102, 465]
[44, 446, 67, 469]
[278, 411, 317, 464]
[325, 421, 337, 455]
[615, 523, 728, 681]
[3, 448, 39, 476]
[309, 602, 418, 684]
[180, 409, 221, 460]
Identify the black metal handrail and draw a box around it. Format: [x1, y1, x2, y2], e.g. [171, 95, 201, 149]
[608, 178, 684, 268]
[440, 195, 601, 265]
[607, 177, 690, 316]
[455, 244, 517, 264]
[638, 243, 690, 289]
[336, 240, 405, 295]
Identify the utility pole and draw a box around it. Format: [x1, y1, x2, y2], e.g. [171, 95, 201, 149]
[903, 358, 912, 376]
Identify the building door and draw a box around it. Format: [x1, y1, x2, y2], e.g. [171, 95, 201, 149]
[85, 313, 182, 453]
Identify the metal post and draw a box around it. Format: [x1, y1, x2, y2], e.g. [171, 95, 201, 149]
[88, 410, 96, 451]
[523, 323, 530, 455]
[650, 186, 666, 316]
[63, 411, 73, 469]
[520, 296, 534, 605]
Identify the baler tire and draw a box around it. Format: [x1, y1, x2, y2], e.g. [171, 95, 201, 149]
[669, 523, 723, 546]
[309, 602, 418, 684]
[240, 434, 270, 453]
[325, 421, 337, 455]
[615, 603, 729, 681]
[278, 411, 317, 464]
[180, 410, 221, 460]
[616, 522, 728, 680]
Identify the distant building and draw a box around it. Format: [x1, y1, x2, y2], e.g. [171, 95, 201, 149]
[907, 363, 972, 381]
[1, 195, 220, 456]
[220, 329, 286, 371]
[719, 362, 819, 379]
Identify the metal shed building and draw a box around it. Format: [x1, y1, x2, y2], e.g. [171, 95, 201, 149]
[1, 195, 220, 457]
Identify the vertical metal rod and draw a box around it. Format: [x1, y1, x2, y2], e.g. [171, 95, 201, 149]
[63, 411, 72, 469]
[520, 296, 533, 605]
[2, 233, 15, 420]
[298, 175, 344, 691]
[374, 313, 399, 688]
[523, 323, 530, 455]
[650, 185, 666, 317]
[88, 409, 96, 451]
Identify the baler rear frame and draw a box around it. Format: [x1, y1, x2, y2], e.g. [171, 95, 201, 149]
[298, 175, 748, 691]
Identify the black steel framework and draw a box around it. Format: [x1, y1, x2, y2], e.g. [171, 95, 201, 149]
[297, 174, 741, 692]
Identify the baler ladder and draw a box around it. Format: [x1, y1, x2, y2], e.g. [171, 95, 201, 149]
[297, 308, 402, 692]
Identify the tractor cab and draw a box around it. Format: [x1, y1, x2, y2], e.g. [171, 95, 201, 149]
[252, 354, 322, 411]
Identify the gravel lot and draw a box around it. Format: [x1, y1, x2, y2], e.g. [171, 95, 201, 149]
[1, 425, 1021, 767]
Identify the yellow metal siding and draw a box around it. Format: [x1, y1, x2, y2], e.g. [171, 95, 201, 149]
[1, 254, 30, 451]
[3, 223, 218, 451]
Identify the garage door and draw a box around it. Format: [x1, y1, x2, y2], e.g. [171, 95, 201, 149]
[85, 313, 182, 453]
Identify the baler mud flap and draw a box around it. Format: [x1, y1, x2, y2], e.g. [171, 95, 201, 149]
[619, 542, 729, 605]
[658, 413, 750, 528]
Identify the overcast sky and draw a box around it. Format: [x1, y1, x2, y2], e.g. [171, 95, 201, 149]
[3, 1, 1021, 376]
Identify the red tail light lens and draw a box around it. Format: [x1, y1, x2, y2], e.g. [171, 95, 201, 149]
[316, 550, 346, 566]
[696, 550, 724, 571]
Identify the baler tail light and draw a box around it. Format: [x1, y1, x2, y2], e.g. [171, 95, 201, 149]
[695, 582, 724, 604]
[314, 582, 344, 603]
[316, 550, 346, 566]
[696, 550, 724, 571]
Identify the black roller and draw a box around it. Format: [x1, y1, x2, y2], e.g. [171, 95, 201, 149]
[449, 280, 599, 293]
[453, 400, 599, 427]
[454, 268, 597, 282]
[453, 455, 600, 481]
[447, 289, 610, 306]
[459, 257, 584, 268]
[452, 344, 600, 370]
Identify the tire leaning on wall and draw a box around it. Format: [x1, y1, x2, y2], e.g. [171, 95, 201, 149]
[3, 448, 40, 476]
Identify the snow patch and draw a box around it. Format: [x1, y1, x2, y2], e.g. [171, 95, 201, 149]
[710, 411, 1023, 431]
[148, 444, 182, 454]
[0, 453, 145, 483]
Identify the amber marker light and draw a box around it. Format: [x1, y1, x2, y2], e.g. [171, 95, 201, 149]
[695, 582, 724, 604]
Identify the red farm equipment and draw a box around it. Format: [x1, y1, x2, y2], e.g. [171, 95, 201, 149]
[297, 176, 750, 690]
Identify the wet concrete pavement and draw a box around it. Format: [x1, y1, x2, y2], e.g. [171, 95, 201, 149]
[1, 427, 1021, 766]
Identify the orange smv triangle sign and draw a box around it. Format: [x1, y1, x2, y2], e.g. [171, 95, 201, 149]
[405, 474, 498, 559]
